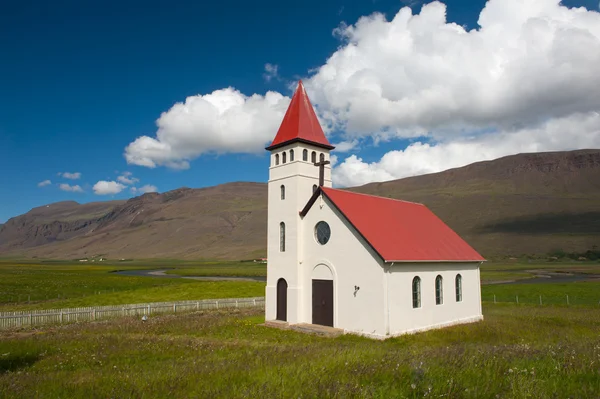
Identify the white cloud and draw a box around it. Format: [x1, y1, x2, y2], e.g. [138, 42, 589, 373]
[37, 180, 51, 187]
[334, 112, 600, 186]
[59, 172, 81, 180]
[131, 185, 158, 194]
[305, 0, 600, 139]
[117, 171, 139, 185]
[59, 183, 84, 193]
[93, 181, 125, 195]
[124, 88, 290, 169]
[333, 139, 360, 153]
[124, 0, 600, 179]
[263, 63, 280, 82]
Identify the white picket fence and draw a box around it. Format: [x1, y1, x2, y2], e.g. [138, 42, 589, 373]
[0, 297, 265, 329]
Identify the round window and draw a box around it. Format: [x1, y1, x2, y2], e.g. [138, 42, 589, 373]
[315, 221, 331, 245]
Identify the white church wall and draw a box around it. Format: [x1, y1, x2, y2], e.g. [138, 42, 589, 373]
[265, 143, 332, 324]
[300, 195, 387, 337]
[387, 263, 483, 336]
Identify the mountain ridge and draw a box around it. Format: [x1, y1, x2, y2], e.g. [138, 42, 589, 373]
[1, 149, 599, 260]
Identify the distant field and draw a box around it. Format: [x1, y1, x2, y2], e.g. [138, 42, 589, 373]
[482, 281, 600, 306]
[0, 262, 264, 311]
[165, 261, 266, 277]
[1, 303, 599, 398]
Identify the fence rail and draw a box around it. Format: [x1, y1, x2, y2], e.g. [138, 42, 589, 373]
[0, 297, 265, 330]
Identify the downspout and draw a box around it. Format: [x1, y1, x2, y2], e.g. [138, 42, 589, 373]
[477, 261, 483, 317]
[386, 262, 394, 336]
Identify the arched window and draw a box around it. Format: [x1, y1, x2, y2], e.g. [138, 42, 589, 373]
[282, 152, 287, 164]
[312, 184, 318, 193]
[289, 149, 294, 162]
[303, 149, 308, 161]
[279, 222, 285, 252]
[412, 276, 421, 308]
[455, 274, 462, 302]
[280, 185, 285, 200]
[311, 151, 316, 163]
[320, 153, 325, 162]
[435, 275, 443, 305]
[275, 154, 279, 165]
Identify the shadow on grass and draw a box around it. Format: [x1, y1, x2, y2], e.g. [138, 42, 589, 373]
[0, 353, 40, 373]
[478, 212, 600, 234]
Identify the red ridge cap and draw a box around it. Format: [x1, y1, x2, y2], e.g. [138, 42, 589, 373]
[266, 81, 334, 151]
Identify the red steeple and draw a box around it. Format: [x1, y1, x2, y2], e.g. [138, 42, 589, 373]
[266, 81, 334, 151]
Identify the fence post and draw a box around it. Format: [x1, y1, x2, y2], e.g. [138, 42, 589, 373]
[148, 305, 151, 315]
[60, 312, 63, 323]
[93, 309, 96, 320]
[539, 295, 542, 305]
[236, 300, 238, 308]
[516, 295, 519, 304]
[493, 295, 496, 304]
[196, 302, 199, 311]
[29, 313, 32, 326]
[216, 301, 219, 310]
[566, 295, 569, 305]
[253, 298, 256, 306]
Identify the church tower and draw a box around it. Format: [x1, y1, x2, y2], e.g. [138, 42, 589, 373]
[265, 81, 334, 324]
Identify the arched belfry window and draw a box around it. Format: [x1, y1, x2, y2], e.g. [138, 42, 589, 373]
[279, 222, 285, 252]
[289, 149, 294, 161]
[412, 276, 421, 308]
[275, 154, 279, 165]
[280, 185, 285, 200]
[320, 153, 325, 162]
[311, 151, 316, 163]
[435, 275, 443, 305]
[455, 274, 462, 302]
[282, 152, 287, 164]
[303, 149, 308, 161]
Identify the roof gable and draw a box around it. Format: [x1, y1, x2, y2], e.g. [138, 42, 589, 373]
[301, 187, 485, 263]
[266, 81, 334, 151]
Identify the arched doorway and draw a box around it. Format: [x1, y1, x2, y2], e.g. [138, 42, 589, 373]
[276, 278, 288, 321]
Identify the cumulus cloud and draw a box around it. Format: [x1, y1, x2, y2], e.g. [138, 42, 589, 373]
[334, 112, 600, 186]
[124, 0, 600, 182]
[117, 171, 139, 185]
[131, 185, 158, 194]
[93, 181, 125, 195]
[124, 88, 290, 168]
[59, 183, 84, 193]
[263, 63, 280, 82]
[305, 0, 600, 138]
[333, 139, 360, 153]
[37, 180, 51, 187]
[59, 172, 81, 180]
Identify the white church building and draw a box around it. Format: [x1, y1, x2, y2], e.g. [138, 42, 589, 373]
[265, 81, 485, 339]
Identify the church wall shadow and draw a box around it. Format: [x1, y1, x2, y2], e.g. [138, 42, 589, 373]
[477, 212, 600, 235]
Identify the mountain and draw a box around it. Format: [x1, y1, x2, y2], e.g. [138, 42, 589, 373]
[1, 149, 599, 260]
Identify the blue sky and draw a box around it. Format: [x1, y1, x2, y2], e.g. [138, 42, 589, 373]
[1, 0, 599, 223]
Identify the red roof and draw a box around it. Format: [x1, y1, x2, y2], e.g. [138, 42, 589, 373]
[266, 81, 334, 151]
[309, 188, 484, 262]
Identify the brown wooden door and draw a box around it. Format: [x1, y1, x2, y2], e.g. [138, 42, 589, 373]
[276, 279, 287, 321]
[312, 279, 333, 327]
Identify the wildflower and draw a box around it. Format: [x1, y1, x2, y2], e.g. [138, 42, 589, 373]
[508, 368, 513, 373]
[411, 384, 416, 389]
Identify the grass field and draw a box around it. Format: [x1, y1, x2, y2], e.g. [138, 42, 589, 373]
[1, 260, 600, 312]
[1, 303, 599, 398]
[0, 262, 264, 311]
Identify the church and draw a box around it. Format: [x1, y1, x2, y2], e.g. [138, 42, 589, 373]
[264, 81, 485, 339]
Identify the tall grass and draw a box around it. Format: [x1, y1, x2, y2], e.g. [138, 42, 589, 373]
[1, 304, 599, 398]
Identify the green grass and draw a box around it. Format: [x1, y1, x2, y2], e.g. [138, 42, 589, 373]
[1, 304, 599, 398]
[482, 281, 600, 306]
[164, 261, 266, 277]
[0, 262, 264, 311]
